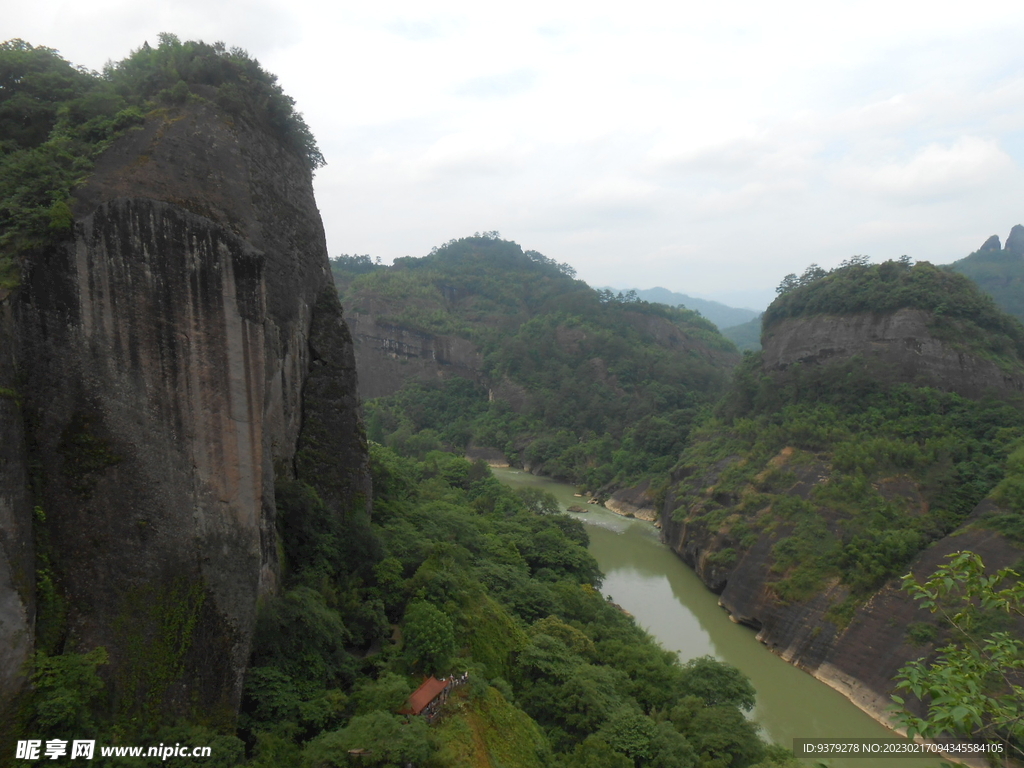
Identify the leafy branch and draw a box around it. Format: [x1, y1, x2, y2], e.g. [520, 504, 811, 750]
[892, 551, 1024, 763]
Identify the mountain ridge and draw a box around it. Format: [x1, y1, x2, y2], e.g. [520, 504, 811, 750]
[601, 285, 760, 329]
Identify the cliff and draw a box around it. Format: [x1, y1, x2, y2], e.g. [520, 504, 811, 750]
[344, 302, 485, 400]
[762, 308, 1024, 400]
[661, 258, 1024, 730]
[0, 98, 368, 721]
[662, 494, 1024, 725]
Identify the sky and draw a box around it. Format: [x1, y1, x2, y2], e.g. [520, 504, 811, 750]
[9, 1, 1024, 309]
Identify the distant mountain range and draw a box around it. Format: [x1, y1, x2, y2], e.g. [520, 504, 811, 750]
[603, 286, 759, 330]
[949, 224, 1024, 324]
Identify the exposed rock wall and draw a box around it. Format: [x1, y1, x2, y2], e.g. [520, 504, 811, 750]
[0, 101, 367, 718]
[762, 308, 1024, 400]
[605, 480, 659, 522]
[662, 500, 1024, 726]
[661, 300, 1024, 728]
[0, 303, 32, 707]
[344, 308, 484, 400]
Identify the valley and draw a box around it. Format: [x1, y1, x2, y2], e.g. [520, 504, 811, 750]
[2, 33, 1024, 768]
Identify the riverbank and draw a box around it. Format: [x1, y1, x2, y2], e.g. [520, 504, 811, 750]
[492, 466, 952, 768]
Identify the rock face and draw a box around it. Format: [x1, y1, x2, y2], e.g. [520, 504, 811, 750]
[345, 305, 485, 400]
[605, 480, 659, 523]
[662, 296, 1024, 728]
[0, 101, 368, 719]
[762, 308, 1024, 400]
[1006, 224, 1024, 257]
[979, 234, 1002, 252]
[662, 496, 1024, 725]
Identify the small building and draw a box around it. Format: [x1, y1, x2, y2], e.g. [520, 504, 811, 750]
[400, 672, 469, 722]
[402, 676, 449, 716]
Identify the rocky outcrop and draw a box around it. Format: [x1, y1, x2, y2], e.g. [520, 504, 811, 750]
[0, 101, 367, 718]
[344, 306, 484, 400]
[979, 234, 1002, 252]
[662, 496, 1024, 727]
[465, 444, 509, 467]
[1006, 225, 1024, 257]
[762, 308, 1024, 400]
[605, 480, 659, 523]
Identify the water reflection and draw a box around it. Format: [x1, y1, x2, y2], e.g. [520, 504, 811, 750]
[492, 467, 948, 767]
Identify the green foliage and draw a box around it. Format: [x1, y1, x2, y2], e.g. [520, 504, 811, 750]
[427, 685, 551, 768]
[598, 704, 657, 761]
[517, 486, 562, 515]
[950, 241, 1024, 324]
[0, 35, 323, 293]
[677, 655, 756, 711]
[892, 551, 1024, 760]
[302, 710, 433, 767]
[349, 234, 736, 490]
[722, 316, 763, 352]
[113, 576, 207, 724]
[104, 34, 323, 170]
[250, 587, 353, 686]
[905, 621, 938, 646]
[403, 601, 457, 675]
[241, 666, 347, 737]
[349, 672, 410, 716]
[679, 367, 1024, 603]
[272, 442, 776, 765]
[29, 647, 109, 733]
[138, 725, 246, 768]
[765, 259, 1024, 364]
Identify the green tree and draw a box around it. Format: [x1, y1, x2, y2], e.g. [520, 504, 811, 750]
[679, 655, 757, 711]
[403, 601, 456, 675]
[302, 711, 432, 768]
[892, 551, 1024, 762]
[30, 647, 109, 732]
[350, 672, 412, 716]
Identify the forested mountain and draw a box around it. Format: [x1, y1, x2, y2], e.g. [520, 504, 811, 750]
[950, 224, 1024, 323]
[10, 31, 1024, 768]
[659, 257, 1024, 733]
[332, 236, 741, 491]
[2, 38, 795, 768]
[719, 315, 762, 351]
[603, 286, 759, 330]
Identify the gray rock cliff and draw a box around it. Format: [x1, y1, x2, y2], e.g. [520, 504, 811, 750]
[661, 297, 1024, 729]
[762, 308, 1024, 400]
[0, 100, 368, 720]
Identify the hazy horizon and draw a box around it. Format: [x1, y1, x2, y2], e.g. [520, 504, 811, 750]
[9, 1, 1024, 303]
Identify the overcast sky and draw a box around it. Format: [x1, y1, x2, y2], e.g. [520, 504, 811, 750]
[10, 1, 1024, 308]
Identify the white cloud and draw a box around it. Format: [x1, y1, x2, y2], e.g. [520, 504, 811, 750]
[415, 131, 534, 178]
[838, 136, 1015, 201]
[9, 0, 1024, 300]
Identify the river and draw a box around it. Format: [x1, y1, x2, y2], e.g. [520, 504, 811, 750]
[492, 466, 948, 768]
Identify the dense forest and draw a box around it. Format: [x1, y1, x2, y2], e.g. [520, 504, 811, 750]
[333, 235, 739, 494]
[20, 444, 797, 767]
[671, 257, 1024, 652]
[242, 448, 796, 768]
[2, 38, 793, 768]
[8, 32, 1024, 768]
[950, 226, 1024, 325]
[0, 34, 321, 292]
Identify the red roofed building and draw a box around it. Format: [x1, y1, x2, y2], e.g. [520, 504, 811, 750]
[399, 672, 469, 722]
[403, 676, 448, 716]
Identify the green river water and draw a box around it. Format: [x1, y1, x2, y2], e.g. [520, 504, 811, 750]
[492, 466, 951, 767]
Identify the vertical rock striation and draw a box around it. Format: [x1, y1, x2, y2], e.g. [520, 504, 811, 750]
[0, 101, 368, 719]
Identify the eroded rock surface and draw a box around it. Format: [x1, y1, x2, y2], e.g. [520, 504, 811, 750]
[0, 101, 367, 718]
[762, 308, 1024, 400]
